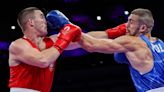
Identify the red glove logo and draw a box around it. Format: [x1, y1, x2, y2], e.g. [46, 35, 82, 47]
[61, 26, 70, 35]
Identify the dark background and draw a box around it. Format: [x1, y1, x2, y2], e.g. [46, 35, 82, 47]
[0, 0, 164, 92]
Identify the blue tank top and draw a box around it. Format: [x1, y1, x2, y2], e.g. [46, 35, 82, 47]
[114, 35, 164, 92]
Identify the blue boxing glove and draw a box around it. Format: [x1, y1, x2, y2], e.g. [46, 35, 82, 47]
[46, 10, 70, 31]
[46, 10, 82, 53]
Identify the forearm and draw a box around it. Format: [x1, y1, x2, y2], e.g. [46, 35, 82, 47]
[79, 33, 125, 54]
[86, 23, 126, 39]
[15, 45, 60, 68]
[28, 47, 60, 68]
[65, 42, 81, 50]
[64, 31, 108, 50]
[86, 31, 108, 39]
[41, 46, 60, 62]
[79, 33, 100, 52]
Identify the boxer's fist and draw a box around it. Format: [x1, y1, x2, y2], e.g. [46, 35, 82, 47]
[54, 24, 82, 53]
[106, 23, 126, 39]
[46, 10, 70, 31]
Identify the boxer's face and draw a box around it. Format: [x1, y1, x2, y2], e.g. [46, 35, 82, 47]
[33, 10, 47, 37]
[126, 14, 141, 36]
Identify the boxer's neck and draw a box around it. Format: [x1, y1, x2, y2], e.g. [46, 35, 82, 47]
[24, 31, 43, 48]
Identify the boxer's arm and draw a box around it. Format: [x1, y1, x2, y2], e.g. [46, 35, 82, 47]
[9, 40, 60, 68]
[48, 24, 126, 51]
[87, 23, 126, 39]
[48, 28, 123, 51]
[49, 27, 125, 51]
[79, 33, 134, 53]
[64, 23, 127, 50]
[49, 34, 81, 50]
[86, 31, 108, 39]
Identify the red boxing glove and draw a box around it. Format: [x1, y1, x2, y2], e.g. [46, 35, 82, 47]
[43, 37, 54, 49]
[106, 23, 126, 39]
[54, 23, 81, 53]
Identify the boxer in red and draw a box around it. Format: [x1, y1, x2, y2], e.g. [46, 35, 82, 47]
[8, 7, 81, 92]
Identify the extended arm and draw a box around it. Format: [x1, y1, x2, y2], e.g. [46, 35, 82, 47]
[86, 31, 108, 39]
[79, 33, 131, 54]
[49, 34, 81, 50]
[86, 23, 126, 39]
[65, 23, 127, 50]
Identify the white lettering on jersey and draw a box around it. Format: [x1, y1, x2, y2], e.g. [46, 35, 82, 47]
[151, 43, 164, 53]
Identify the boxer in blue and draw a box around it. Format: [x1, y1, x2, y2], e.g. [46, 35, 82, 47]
[79, 8, 164, 92]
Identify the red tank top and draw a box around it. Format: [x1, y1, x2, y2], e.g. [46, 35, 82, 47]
[9, 37, 56, 92]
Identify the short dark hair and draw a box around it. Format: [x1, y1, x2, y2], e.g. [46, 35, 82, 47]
[131, 8, 154, 32]
[17, 7, 40, 31]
